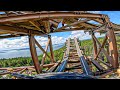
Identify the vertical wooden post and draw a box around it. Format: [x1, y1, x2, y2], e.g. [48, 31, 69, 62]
[48, 35, 55, 63]
[91, 33, 97, 58]
[107, 28, 119, 68]
[29, 35, 41, 74]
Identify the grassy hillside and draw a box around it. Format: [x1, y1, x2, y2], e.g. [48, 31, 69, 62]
[0, 46, 66, 67]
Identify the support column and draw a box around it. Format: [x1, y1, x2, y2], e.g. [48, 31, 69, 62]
[48, 35, 55, 63]
[107, 28, 119, 68]
[29, 35, 41, 74]
[91, 33, 98, 58]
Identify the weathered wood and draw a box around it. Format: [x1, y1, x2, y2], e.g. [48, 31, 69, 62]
[91, 60, 105, 71]
[19, 68, 27, 74]
[48, 35, 55, 63]
[48, 61, 61, 72]
[0, 63, 55, 70]
[34, 38, 52, 60]
[74, 37, 83, 57]
[91, 33, 97, 58]
[29, 35, 41, 74]
[92, 34, 113, 65]
[0, 24, 43, 35]
[29, 20, 45, 33]
[97, 59, 112, 68]
[107, 24, 119, 68]
[55, 19, 91, 32]
[66, 38, 70, 56]
[0, 12, 103, 23]
[41, 39, 50, 65]
[94, 34, 108, 60]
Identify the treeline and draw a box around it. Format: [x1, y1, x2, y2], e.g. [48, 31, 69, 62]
[0, 47, 65, 68]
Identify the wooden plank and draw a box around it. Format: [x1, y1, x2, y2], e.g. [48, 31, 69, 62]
[0, 12, 103, 23]
[48, 61, 61, 72]
[0, 24, 43, 35]
[74, 37, 83, 57]
[97, 59, 112, 68]
[91, 60, 104, 71]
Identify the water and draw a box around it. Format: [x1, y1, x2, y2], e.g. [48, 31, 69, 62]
[0, 44, 64, 59]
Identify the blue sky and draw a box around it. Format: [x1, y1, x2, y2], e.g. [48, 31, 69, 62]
[0, 11, 120, 50]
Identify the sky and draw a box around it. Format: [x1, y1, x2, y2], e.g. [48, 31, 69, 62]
[0, 11, 120, 50]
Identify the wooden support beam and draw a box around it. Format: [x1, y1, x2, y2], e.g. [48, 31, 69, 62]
[0, 12, 103, 23]
[48, 35, 55, 63]
[44, 21, 51, 33]
[0, 34, 26, 39]
[41, 38, 50, 65]
[97, 59, 112, 68]
[0, 24, 43, 35]
[29, 20, 46, 33]
[34, 38, 52, 60]
[91, 33, 97, 58]
[107, 23, 119, 68]
[47, 60, 61, 72]
[55, 19, 91, 32]
[0, 63, 55, 70]
[92, 34, 113, 65]
[91, 60, 105, 71]
[29, 35, 41, 74]
[94, 34, 108, 60]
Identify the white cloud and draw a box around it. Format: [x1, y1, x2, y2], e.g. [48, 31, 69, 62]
[68, 30, 105, 40]
[87, 11, 101, 14]
[0, 35, 66, 50]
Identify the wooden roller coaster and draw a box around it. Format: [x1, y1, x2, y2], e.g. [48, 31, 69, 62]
[0, 11, 120, 79]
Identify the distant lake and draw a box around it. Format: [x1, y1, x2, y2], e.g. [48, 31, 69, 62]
[0, 43, 64, 59]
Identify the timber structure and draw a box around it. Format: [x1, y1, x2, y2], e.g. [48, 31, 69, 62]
[0, 11, 120, 79]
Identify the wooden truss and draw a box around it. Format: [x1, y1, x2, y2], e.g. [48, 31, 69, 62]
[0, 11, 119, 76]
